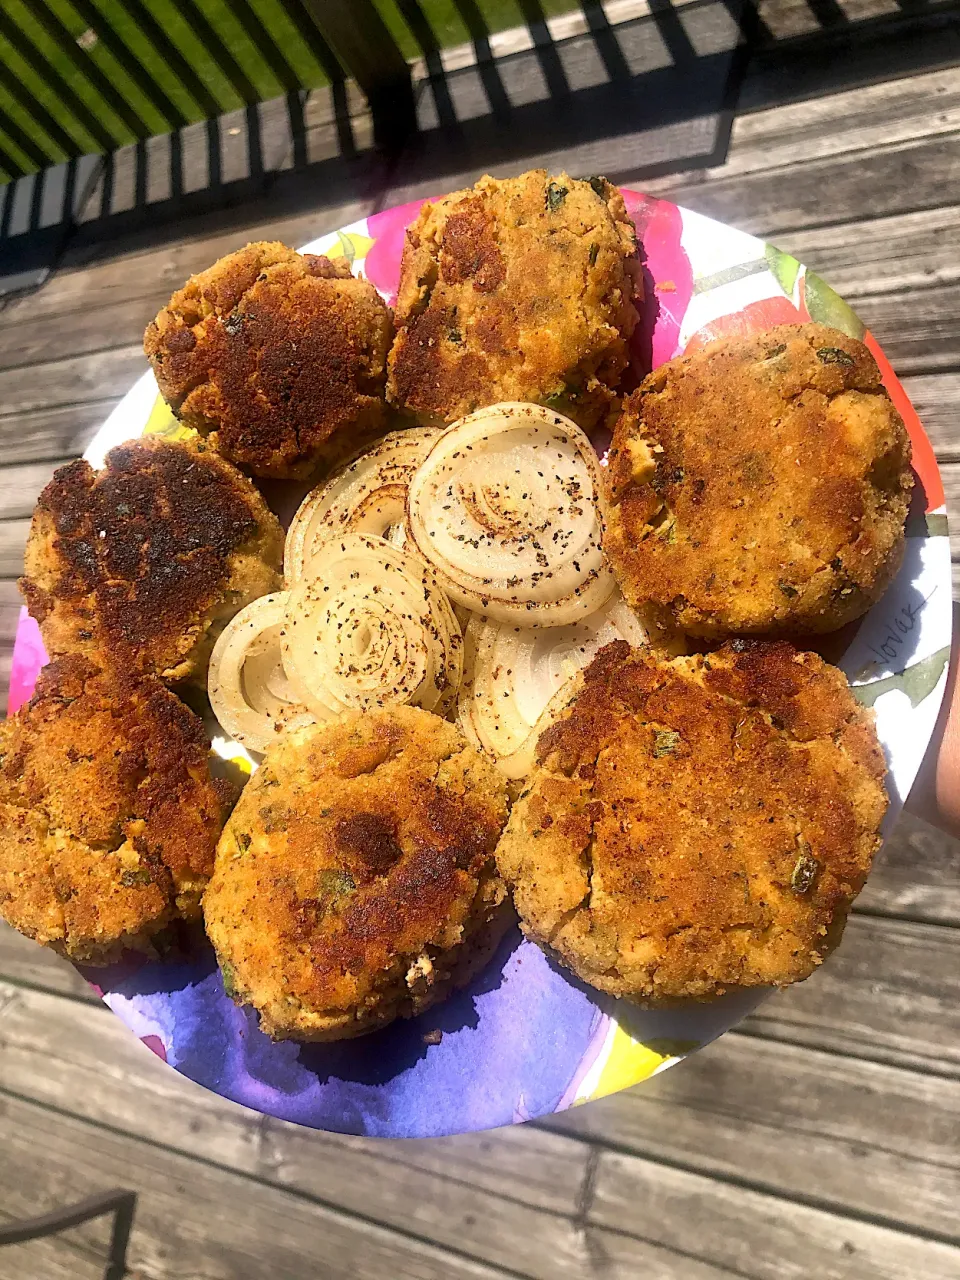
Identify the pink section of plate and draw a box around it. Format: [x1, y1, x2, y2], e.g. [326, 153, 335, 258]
[8, 607, 48, 715]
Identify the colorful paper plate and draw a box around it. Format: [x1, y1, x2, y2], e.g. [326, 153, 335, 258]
[7, 191, 951, 1138]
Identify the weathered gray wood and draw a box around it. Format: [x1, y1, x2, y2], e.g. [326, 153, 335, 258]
[0, 197, 379, 336]
[547, 1031, 960, 1239]
[589, 1149, 960, 1280]
[75, 97, 297, 227]
[859, 810, 960, 925]
[0, 297, 160, 374]
[0, 924, 98, 1001]
[671, 64, 960, 186]
[755, 0, 928, 40]
[0, 400, 117, 466]
[0, 346, 145, 418]
[854, 282, 960, 376]
[0, 460, 64, 521]
[785, 206, 960, 301]
[262, 1122, 593, 1279]
[584, 1228, 737, 1279]
[902, 373, 960, 459]
[744, 915, 960, 1077]
[0, 576, 24, 660]
[0, 519, 31, 578]
[0, 981, 596, 1278]
[0, 1224, 108, 1280]
[0, 1090, 520, 1280]
[655, 133, 960, 240]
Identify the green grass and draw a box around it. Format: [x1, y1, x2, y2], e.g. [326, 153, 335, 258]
[375, 0, 579, 60]
[0, 0, 580, 181]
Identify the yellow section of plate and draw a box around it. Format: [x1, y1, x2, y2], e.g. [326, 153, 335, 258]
[143, 394, 197, 443]
[327, 230, 375, 264]
[584, 1025, 667, 1104]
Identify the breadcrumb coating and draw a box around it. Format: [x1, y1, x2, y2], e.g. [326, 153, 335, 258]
[495, 639, 887, 1002]
[204, 706, 512, 1041]
[0, 656, 226, 963]
[387, 171, 639, 430]
[604, 324, 912, 637]
[145, 242, 393, 478]
[21, 436, 283, 684]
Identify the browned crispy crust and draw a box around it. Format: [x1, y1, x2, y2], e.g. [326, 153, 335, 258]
[603, 324, 913, 637]
[387, 171, 640, 430]
[144, 242, 393, 478]
[204, 706, 512, 1041]
[0, 655, 225, 963]
[20, 436, 283, 683]
[495, 640, 887, 1002]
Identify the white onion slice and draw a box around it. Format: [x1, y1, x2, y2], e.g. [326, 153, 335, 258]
[458, 592, 658, 779]
[281, 533, 463, 719]
[285, 428, 442, 584]
[208, 593, 315, 754]
[406, 402, 614, 627]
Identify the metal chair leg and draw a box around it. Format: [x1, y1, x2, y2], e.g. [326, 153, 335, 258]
[0, 1189, 137, 1280]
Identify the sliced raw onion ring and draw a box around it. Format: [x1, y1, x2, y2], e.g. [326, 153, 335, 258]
[458, 592, 669, 778]
[406, 402, 614, 627]
[285, 428, 442, 584]
[281, 533, 462, 719]
[208, 593, 315, 754]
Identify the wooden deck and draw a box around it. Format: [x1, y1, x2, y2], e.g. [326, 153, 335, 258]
[0, 2, 959, 1276]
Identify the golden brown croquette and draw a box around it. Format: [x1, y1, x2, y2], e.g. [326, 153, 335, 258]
[204, 706, 512, 1041]
[603, 323, 913, 638]
[495, 640, 887, 1003]
[0, 655, 226, 963]
[145, 242, 393, 478]
[20, 436, 283, 684]
[387, 171, 640, 430]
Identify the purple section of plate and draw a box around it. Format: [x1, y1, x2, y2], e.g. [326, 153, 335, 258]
[98, 929, 606, 1138]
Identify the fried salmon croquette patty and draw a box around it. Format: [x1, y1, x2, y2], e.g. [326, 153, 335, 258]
[495, 640, 887, 1002]
[145, 242, 393, 478]
[604, 324, 913, 637]
[0, 656, 225, 963]
[387, 171, 639, 430]
[204, 706, 512, 1041]
[21, 436, 283, 683]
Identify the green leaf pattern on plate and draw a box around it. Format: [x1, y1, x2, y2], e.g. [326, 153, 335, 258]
[852, 646, 950, 709]
[804, 271, 866, 339]
[764, 244, 800, 300]
[336, 230, 357, 265]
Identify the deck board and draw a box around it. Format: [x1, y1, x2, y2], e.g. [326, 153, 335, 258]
[546, 1033, 960, 1239]
[0, 1092, 522, 1280]
[589, 1153, 960, 1279]
[0, 3, 957, 1276]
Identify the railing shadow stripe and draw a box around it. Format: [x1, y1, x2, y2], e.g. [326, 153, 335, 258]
[226, 0, 304, 95]
[450, 0, 515, 115]
[0, 64, 81, 162]
[577, 0, 634, 82]
[115, 0, 225, 120]
[166, 0, 261, 105]
[20, 0, 153, 141]
[0, 142, 23, 185]
[278, 0, 345, 83]
[70, 0, 190, 130]
[394, 1, 459, 129]
[0, 1187, 137, 1280]
[516, 0, 573, 98]
[0, 108, 53, 173]
[0, 8, 117, 154]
